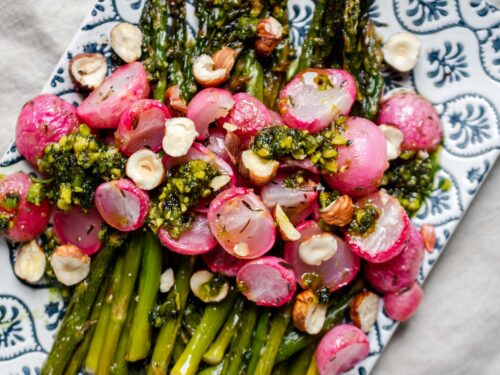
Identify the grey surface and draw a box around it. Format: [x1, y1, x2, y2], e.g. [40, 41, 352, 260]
[1, 2, 500, 374]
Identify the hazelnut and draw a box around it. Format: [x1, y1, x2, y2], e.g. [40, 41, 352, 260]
[320, 195, 354, 227]
[292, 290, 327, 335]
[350, 291, 380, 332]
[255, 17, 283, 57]
[239, 149, 279, 186]
[50, 244, 91, 286]
[274, 204, 301, 241]
[69, 53, 107, 90]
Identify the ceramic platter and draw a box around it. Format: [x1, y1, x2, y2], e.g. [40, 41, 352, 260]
[1, 0, 499, 373]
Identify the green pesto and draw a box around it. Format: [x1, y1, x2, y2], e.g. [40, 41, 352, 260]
[0, 212, 13, 232]
[347, 204, 379, 236]
[28, 125, 125, 211]
[283, 170, 307, 189]
[197, 274, 227, 301]
[148, 160, 219, 239]
[0, 193, 20, 211]
[301, 273, 324, 291]
[318, 190, 341, 210]
[251, 123, 347, 173]
[381, 151, 439, 216]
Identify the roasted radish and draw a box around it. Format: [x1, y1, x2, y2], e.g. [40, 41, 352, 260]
[202, 246, 248, 277]
[384, 282, 423, 321]
[236, 256, 296, 306]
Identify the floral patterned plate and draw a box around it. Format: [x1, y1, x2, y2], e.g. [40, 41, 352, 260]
[1, 0, 499, 374]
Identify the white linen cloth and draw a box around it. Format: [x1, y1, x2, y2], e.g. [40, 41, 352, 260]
[0, 1, 499, 374]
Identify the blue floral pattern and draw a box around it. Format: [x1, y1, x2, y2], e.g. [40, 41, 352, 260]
[0, 0, 499, 374]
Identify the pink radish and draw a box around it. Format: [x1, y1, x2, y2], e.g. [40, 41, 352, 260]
[94, 179, 150, 232]
[345, 190, 410, 263]
[279, 158, 320, 174]
[77, 62, 150, 129]
[315, 324, 370, 375]
[323, 117, 388, 198]
[236, 256, 296, 306]
[378, 92, 442, 151]
[204, 127, 232, 165]
[115, 99, 171, 156]
[260, 172, 318, 225]
[186, 88, 235, 140]
[384, 282, 423, 321]
[217, 92, 273, 136]
[202, 246, 248, 277]
[53, 207, 104, 255]
[0, 172, 50, 242]
[158, 213, 217, 255]
[278, 69, 356, 133]
[364, 224, 424, 293]
[164, 142, 234, 183]
[269, 110, 285, 125]
[15, 94, 80, 165]
[284, 221, 360, 291]
[208, 187, 276, 259]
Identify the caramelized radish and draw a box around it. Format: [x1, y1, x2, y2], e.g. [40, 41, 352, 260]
[323, 117, 388, 198]
[158, 213, 217, 255]
[384, 282, 423, 321]
[53, 207, 104, 255]
[115, 99, 171, 156]
[186, 88, 235, 140]
[217, 92, 273, 136]
[260, 173, 318, 225]
[284, 221, 360, 291]
[236, 256, 296, 306]
[77, 62, 150, 129]
[345, 190, 410, 263]
[0, 172, 50, 242]
[202, 246, 248, 277]
[94, 179, 150, 232]
[208, 187, 276, 259]
[364, 224, 424, 292]
[16, 94, 80, 165]
[279, 69, 356, 133]
[315, 324, 370, 375]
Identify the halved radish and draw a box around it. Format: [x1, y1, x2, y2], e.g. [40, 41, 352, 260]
[115, 99, 171, 156]
[207, 187, 276, 259]
[53, 207, 104, 255]
[384, 282, 423, 321]
[284, 221, 360, 292]
[269, 110, 285, 125]
[186, 88, 235, 140]
[278, 69, 356, 133]
[363, 224, 424, 292]
[279, 158, 320, 175]
[323, 117, 388, 198]
[164, 143, 235, 185]
[315, 324, 370, 375]
[202, 246, 248, 277]
[217, 92, 273, 136]
[94, 179, 150, 232]
[260, 173, 318, 225]
[236, 256, 296, 306]
[158, 213, 217, 255]
[77, 62, 150, 129]
[204, 127, 232, 165]
[0, 172, 51, 242]
[345, 190, 410, 263]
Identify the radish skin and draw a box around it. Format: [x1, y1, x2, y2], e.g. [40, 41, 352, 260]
[202, 246, 248, 277]
[384, 282, 423, 321]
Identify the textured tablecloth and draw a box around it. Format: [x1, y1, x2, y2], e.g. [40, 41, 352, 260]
[1, 2, 500, 374]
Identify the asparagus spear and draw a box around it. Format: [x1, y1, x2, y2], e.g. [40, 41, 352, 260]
[140, 0, 156, 79]
[287, 342, 317, 375]
[97, 235, 144, 375]
[272, 360, 288, 375]
[182, 300, 203, 337]
[149, 256, 196, 375]
[198, 361, 226, 375]
[173, 338, 186, 363]
[171, 292, 239, 375]
[112, 297, 137, 374]
[152, 0, 169, 101]
[125, 232, 163, 361]
[306, 354, 320, 375]
[246, 308, 271, 375]
[41, 234, 126, 375]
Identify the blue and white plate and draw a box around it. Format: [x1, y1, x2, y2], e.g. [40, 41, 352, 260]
[1, 1, 499, 373]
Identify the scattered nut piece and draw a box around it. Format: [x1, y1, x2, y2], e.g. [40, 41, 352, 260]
[222, 122, 238, 132]
[14, 240, 46, 284]
[160, 268, 175, 293]
[255, 16, 283, 57]
[320, 195, 354, 227]
[298, 233, 338, 266]
[212, 47, 237, 74]
[292, 290, 328, 335]
[233, 242, 250, 258]
[379, 124, 404, 161]
[239, 149, 279, 185]
[165, 85, 188, 115]
[274, 204, 301, 241]
[224, 132, 242, 165]
[163, 117, 198, 157]
[350, 291, 380, 332]
[193, 47, 236, 87]
[420, 224, 436, 253]
[126, 149, 165, 190]
[50, 244, 91, 286]
[110, 22, 143, 63]
[417, 150, 429, 160]
[382, 32, 421, 72]
[69, 53, 107, 90]
[190, 270, 229, 303]
[210, 175, 231, 191]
